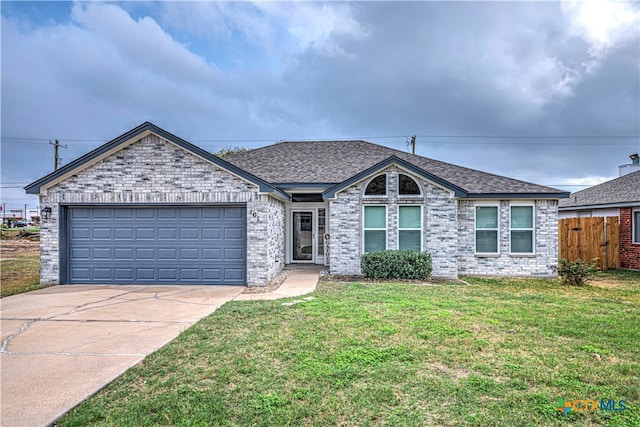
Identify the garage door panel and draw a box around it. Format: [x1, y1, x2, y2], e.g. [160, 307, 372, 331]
[136, 248, 155, 260]
[202, 228, 221, 239]
[93, 248, 112, 259]
[115, 268, 134, 280]
[114, 248, 134, 260]
[179, 228, 199, 239]
[71, 208, 91, 219]
[92, 208, 112, 219]
[225, 268, 245, 281]
[136, 228, 155, 239]
[158, 228, 177, 240]
[203, 248, 221, 261]
[225, 248, 245, 261]
[71, 228, 90, 239]
[115, 228, 134, 240]
[93, 228, 111, 239]
[224, 207, 245, 219]
[71, 248, 91, 260]
[158, 248, 178, 260]
[93, 268, 112, 280]
[70, 267, 91, 281]
[115, 209, 134, 219]
[67, 206, 246, 285]
[225, 228, 245, 240]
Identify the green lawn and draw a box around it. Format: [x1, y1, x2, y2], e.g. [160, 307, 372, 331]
[60, 272, 639, 426]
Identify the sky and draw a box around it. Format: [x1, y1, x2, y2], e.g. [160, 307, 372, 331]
[1, 0, 639, 210]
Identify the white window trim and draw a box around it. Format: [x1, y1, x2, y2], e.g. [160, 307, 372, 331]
[363, 174, 388, 198]
[398, 205, 423, 251]
[362, 205, 388, 253]
[633, 208, 640, 244]
[509, 203, 535, 255]
[474, 203, 500, 255]
[397, 173, 423, 198]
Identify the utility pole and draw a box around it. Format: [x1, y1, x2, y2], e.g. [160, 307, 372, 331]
[409, 135, 416, 154]
[50, 139, 67, 171]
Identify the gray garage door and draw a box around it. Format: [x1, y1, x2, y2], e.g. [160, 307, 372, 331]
[66, 206, 246, 285]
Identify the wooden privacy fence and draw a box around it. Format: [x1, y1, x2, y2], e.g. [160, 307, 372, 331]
[558, 217, 620, 270]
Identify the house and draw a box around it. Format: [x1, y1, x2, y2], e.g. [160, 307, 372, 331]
[26, 122, 569, 286]
[559, 163, 640, 270]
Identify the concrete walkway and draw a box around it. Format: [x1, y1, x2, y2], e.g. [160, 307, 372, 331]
[1, 268, 320, 427]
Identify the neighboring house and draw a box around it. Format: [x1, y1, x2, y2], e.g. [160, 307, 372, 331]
[26, 122, 568, 286]
[559, 168, 640, 270]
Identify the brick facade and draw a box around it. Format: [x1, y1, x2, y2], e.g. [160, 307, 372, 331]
[328, 167, 558, 278]
[457, 199, 558, 276]
[620, 207, 640, 269]
[37, 133, 562, 285]
[39, 134, 285, 286]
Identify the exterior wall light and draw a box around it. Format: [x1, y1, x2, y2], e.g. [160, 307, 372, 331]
[41, 207, 52, 221]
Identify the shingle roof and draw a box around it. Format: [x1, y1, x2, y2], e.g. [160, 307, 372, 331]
[225, 140, 567, 197]
[558, 170, 640, 209]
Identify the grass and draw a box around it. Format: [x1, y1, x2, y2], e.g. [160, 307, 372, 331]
[0, 235, 45, 297]
[59, 271, 639, 426]
[0, 255, 43, 297]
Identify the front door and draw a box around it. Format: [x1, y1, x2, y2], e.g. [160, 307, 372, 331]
[292, 211, 313, 261]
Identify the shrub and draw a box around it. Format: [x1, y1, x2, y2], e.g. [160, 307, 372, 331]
[361, 250, 432, 280]
[553, 258, 599, 286]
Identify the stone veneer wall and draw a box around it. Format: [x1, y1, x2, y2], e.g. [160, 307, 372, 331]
[457, 199, 559, 276]
[38, 134, 285, 286]
[328, 166, 458, 278]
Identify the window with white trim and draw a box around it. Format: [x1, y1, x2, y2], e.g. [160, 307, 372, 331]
[364, 174, 387, 196]
[398, 206, 422, 251]
[398, 174, 421, 196]
[510, 205, 534, 254]
[634, 209, 640, 244]
[363, 205, 387, 253]
[475, 205, 499, 254]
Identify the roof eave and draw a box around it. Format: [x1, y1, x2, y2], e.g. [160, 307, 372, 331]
[558, 201, 640, 211]
[464, 192, 571, 200]
[322, 156, 467, 199]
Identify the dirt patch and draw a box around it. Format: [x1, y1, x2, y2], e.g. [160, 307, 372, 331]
[242, 271, 289, 294]
[1, 239, 40, 259]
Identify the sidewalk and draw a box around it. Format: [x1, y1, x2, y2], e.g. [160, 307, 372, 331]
[235, 266, 321, 301]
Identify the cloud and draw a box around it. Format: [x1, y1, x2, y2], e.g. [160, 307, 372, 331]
[1, 1, 638, 207]
[562, 0, 640, 73]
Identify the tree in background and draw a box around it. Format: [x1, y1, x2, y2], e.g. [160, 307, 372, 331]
[213, 147, 248, 158]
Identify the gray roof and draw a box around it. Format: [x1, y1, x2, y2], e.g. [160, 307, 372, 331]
[226, 140, 567, 197]
[558, 170, 640, 209]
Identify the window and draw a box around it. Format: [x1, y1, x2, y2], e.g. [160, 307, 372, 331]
[510, 205, 534, 254]
[399, 174, 421, 195]
[399, 206, 422, 251]
[634, 210, 640, 244]
[475, 206, 498, 253]
[363, 206, 387, 252]
[365, 175, 386, 196]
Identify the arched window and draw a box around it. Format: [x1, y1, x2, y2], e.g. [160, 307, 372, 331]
[398, 174, 421, 195]
[365, 174, 387, 196]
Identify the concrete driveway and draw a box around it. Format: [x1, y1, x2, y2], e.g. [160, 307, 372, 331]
[1, 285, 244, 427]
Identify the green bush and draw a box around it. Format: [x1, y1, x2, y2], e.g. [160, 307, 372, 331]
[361, 250, 432, 280]
[554, 258, 599, 286]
